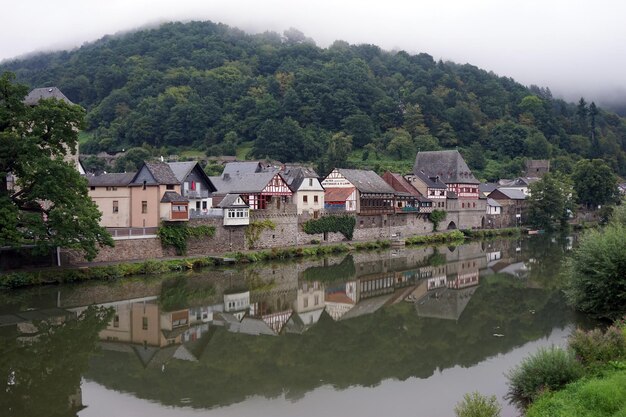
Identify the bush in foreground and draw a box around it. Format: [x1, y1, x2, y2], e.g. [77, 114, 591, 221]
[563, 223, 626, 319]
[454, 392, 501, 417]
[505, 346, 583, 409]
[526, 369, 626, 417]
[569, 325, 626, 368]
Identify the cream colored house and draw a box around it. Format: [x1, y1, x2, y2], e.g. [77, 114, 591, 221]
[282, 166, 325, 215]
[87, 173, 134, 228]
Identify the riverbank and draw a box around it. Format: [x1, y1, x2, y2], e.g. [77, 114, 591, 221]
[0, 228, 521, 290]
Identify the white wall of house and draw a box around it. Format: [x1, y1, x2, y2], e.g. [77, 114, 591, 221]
[224, 207, 249, 226]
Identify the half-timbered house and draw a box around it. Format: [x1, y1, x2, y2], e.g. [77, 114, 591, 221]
[322, 168, 395, 215]
[412, 150, 480, 201]
[404, 171, 448, 209]
[210, 164, 292, 210]
[381, 171, 433, 214]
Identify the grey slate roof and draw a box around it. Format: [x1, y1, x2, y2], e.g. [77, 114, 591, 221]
[222, 161, 264, 176]
[487, 198, 502, 207]
[130, 162, 180, 185]
[336, 169, 395, 194]
[217, 193, 248, 208]
[411, 171, 448, 189]
[479, 183, 499, 194]
[168, 161, 217, 192]
[413, 150, 480, 185]
[24, 87, 74, 106]
[210, 168, 282, 194]
[160, 191, 188, 203]
[167, 161, 197, 182]
[490, 188, 526, 200]
[282, 165, 320, 191]
[86, 172, 135, 187]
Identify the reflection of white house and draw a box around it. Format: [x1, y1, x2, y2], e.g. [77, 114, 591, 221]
[294, 281, 325, 313]
[218, 194, 250, 226]
[427, 275, 447, 290]
[224, 291, 250, 313]
[324, 292, 356, 321]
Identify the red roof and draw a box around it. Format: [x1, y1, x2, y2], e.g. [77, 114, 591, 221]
[325, 292, 355, 304]
[382, 172, 423, 198]
[324, 187, 355, 202]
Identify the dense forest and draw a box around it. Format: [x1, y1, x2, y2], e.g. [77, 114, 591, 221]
[2, 20, 626, 178]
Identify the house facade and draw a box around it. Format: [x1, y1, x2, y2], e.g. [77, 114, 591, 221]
[413, 150, 480, 200]
[129, 162, 188, 227]
[488, 188, 527, 227]
[87, 173, 134, 228]
[211, 163, 293, 210]
[217, 194, 250, 226]
[404, 171, 447, 209]
[381, 171, 433, 214]
[168, 161, 217, 216]
[321, 169, 358, 212]
[323, 168, 395, 215]
[282, 166, 325, 215]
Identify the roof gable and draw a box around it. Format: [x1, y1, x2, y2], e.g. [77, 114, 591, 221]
[131, 162, 179, 185]
[168, 161, 217, 192]
[210, 169, 288, 194]
[336, 169, 395, 194]
[24, 87, 74, 106]
[382, 172, 423, 197]
[413, 150, 479, 185]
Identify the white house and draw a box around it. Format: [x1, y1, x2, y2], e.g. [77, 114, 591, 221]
[217, 194, 250, 226]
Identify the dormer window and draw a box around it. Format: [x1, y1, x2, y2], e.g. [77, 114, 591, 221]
[142, 180, 147, 190]
[166, 184, 175, 190]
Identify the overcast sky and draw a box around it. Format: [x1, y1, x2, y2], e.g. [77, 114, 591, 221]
[3, 0, 625, 105]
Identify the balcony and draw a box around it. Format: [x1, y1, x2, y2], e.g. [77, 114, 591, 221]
[182, 189, 209, 199]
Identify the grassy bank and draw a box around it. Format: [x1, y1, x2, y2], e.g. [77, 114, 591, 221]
[0, 228, 522, 291]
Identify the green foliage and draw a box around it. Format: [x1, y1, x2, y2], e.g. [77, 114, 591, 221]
[563, 223, 626, 319]
[0, 72, 113, 260]
[505, 346, 583, 409]
[5, 21, 626, 176]
[157, 223, 216, 255]
[571, 159, 620, 208]
[454, 392, 502, 417]
[244, 219, 276, 249]
[527, 173, 576, 231]
[526, 370, 626, 417]
[405, 230, 465, 245]
[302, 215, 356, 240]
[462, 228, 521, 238]
[428, 209, 447, 231]
[0, 306, 113, 416]
[568, 326, 626, 368]
[160, 275, 216, 311]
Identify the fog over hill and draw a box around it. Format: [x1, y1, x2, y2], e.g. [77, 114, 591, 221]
[2, 0, 626, 110]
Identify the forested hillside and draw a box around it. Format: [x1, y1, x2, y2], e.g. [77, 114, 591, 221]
[3, 20, 626, 178]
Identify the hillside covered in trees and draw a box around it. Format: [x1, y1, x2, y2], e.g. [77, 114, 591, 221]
[2, 20, 626, 178]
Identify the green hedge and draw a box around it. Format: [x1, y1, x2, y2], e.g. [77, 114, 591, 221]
[461, 228, 522, 238]
[158, 223, 216, 255]
[405, 230, 466, 245]
[303, 215, 356, 240]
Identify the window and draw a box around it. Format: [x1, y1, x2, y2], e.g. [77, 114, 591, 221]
[113, 315, 119, 328]
[90, 186, 95, 190]
[166, 184, 175, 190]
[141, 201, 148, 214]
[142, 180, 147, 190]
[309, 178, 313, 186]
[303, 297, 309, 308]
[142, 317, 148, 330]
[314, 195, 318, 203]
[303, 195, 308, 203]
[202, 201, 207, 210]
[314, 295, 319, 305]
[112, 200, 119, 213]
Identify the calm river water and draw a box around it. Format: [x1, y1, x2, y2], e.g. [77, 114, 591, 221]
[0, 235, 593, 417]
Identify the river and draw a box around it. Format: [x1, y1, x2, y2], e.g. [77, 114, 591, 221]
[0, 234, 593, 417]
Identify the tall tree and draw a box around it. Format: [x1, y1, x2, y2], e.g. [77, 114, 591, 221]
[571, 159, 619, 208]
[0, 72, 113, 260]
[527, 173, 576, 231]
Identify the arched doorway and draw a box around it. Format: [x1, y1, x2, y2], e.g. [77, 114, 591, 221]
[447, 221, 457, 230]
[481, 216, 486, 229]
